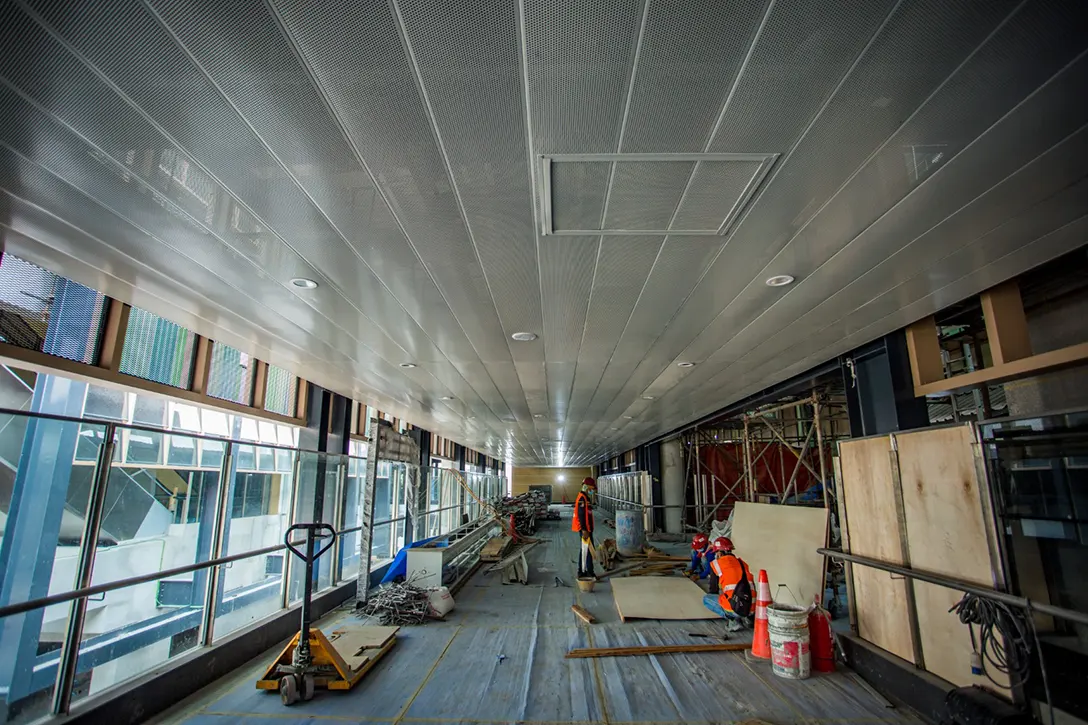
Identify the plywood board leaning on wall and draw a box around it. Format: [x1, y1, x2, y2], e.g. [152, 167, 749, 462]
[895, 425, 1010, 692]
[731, 502, 827, 608]
[838, 436, 917, 664]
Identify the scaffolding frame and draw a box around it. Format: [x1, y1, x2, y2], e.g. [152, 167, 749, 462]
[680, 390, 850, 530]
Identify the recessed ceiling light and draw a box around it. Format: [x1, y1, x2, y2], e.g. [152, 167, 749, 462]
[765, 274, 795, 287]
[510, 332, 538, 342]
[610, 427, 619, 431]
[440, 395, 454, 400]
[400, 363, 417, 368]
[533, 414, 544, 418]
[623, 415, 634, 419]
[642, 395, 655, 400]
[677, 361, 696, 368]
[290, 277, 318, 289]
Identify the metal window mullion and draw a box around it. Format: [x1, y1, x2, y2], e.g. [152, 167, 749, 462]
[332, 458, 346, 584]
[52, 424, 116, 716]
[199, 441, 234, 647]
[281, 450, 302, 608]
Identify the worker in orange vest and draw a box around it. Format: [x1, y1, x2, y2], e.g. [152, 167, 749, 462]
[703, 537, 755, 632]
[572, 477, 596, 578]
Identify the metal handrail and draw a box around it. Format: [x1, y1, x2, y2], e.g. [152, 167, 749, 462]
[0, 525, 365, 620]
[818, 548, 1088, 628]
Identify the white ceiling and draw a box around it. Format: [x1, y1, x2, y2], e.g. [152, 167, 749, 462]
[0, 0, 1085, 465]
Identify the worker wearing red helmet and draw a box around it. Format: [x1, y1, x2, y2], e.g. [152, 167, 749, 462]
[572, 477, 596, 578]
[685, 533, 714, 580]
[702, 536, 755, 632]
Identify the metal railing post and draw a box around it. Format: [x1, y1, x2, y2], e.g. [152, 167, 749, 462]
[52, 424, 116, 715]
[199, 441, 234, 646]
[281, 450, 302, 608]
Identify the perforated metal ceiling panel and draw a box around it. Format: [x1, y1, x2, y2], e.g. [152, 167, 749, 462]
[0, 0, 1084, 464]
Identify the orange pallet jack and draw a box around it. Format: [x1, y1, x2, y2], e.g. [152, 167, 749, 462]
[257, 523, 397, 705]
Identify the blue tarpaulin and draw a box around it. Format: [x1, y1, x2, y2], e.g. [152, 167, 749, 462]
[379, 535, 448, 584]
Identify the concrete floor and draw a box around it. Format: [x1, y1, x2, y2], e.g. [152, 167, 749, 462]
[151, 513, 925, 725]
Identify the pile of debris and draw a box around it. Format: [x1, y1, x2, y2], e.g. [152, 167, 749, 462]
[358, 580, 434, 626]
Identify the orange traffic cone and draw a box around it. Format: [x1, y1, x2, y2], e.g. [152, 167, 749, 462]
[750, 569, 772, 660]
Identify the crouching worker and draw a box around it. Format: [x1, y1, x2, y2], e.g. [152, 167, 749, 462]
[685, 533, 714, 580]
[702, 537, 755, 632]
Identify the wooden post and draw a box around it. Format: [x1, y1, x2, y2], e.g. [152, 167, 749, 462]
[191, 336, 212, 395]
[904, 316, 943, 387]
[981, 280, 1032, 365]
[97, 299, 131, 373]
[251, 360, 268, 409]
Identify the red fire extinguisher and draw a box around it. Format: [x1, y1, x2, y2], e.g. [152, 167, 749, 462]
[808, 605, 835, 673]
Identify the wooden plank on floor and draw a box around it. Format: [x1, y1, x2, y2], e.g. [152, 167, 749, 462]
[327, 625, 399, 657]
[610, 575, 719, 622]
[570, 604, 596, 624]
[479, 535, 515, 561]
[566, 643, 748, 658]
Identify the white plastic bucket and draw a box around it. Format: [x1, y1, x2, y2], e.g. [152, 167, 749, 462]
[428, 586, 455, 617]
[767, 603, 811, 680]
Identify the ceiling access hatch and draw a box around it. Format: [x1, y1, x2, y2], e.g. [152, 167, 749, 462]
[539, 152, 777, 236]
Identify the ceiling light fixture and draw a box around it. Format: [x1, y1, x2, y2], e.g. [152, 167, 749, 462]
[510, 332, 538, 342]
[765, 274, 795, 287]
[399, 363, 417, 368]
[290, 277, 318, 289]
[642, 395, 655, 400]
[623, 415, 634, 419]
[533, 414, 544, 418]
[677, 361, 696, 368]
[440, 395, 454, 400]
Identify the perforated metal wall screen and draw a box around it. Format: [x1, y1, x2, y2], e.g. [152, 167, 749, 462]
[119, 306, 196, 389]
[0, 253, 106, 364]
[207, 342, 255, 405]
[264, 363, 298, 417]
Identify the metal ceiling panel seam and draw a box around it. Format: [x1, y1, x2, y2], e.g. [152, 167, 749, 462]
[568, 0, 902, 456]
[9, 0, 526, 448]
[267, 0, 528, 445]
[654, 0, 1050, 378]
[636, 43, 1088, 426]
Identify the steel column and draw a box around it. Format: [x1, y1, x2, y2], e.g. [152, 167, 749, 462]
[199, 442, 234, 646]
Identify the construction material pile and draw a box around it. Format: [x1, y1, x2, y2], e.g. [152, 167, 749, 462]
[358, 580, 433, 626]
[497, 493, 540, 536]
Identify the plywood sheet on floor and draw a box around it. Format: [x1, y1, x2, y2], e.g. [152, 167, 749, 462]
[839, 435, 917, 664]
[896, 425, 1009, 691]
[731, 501, 828, 607]
[610, 576, 718, 622]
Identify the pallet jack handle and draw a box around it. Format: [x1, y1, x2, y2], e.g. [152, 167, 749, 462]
[284, 523, 337, 564]
[284, 523, 337, 667]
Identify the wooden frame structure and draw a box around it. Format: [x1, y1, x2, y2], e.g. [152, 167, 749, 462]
[906, 279, 1088, 398]
[681, 391, 849, 529]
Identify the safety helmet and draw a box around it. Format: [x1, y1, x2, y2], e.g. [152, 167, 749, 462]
[712, 537, 734, 552]
[692, 533, 709, 550]
[581, 477, 596, 490]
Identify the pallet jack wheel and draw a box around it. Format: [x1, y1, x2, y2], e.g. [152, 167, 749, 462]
[280, 675, 299, 706]
[301, 674, 315, 702]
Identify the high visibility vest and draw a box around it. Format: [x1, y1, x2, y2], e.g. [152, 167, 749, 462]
[572, 492, 594, 532]
[711, 554, 753, 613]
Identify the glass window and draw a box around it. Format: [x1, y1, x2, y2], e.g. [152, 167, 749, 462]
[0, 255, 108, 364]
[264, 364, 298, 417]
[236, 444, 257, 471]
[170, 402, 202, 432]
[200, 439, 226, 469]
[201, 410, 229, 438]
[131, 395, 166, 427]
[239, 417, 259, 442]
[125, 428, 163, 466]
[118, 306, 196, 388]
[0, 416, 111, 721]
[83, 384, 126, 421]
[64, 429, 224, 711]
[167, 432, 197, 467]
[207, 343, 255, 405]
